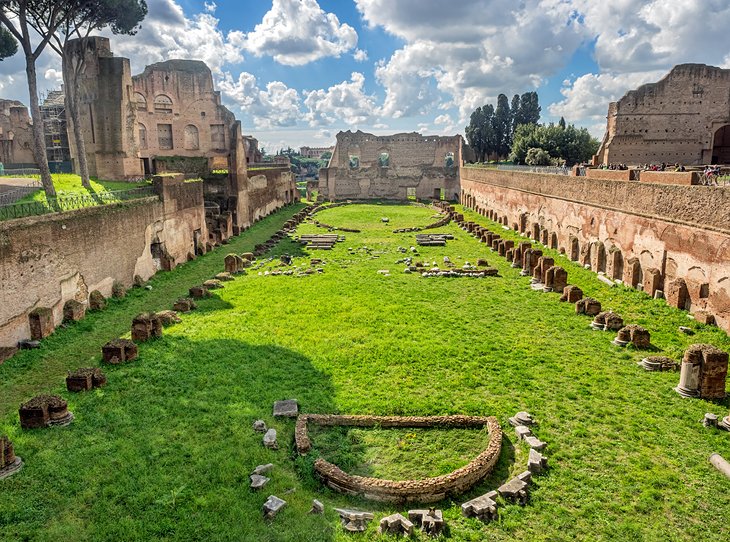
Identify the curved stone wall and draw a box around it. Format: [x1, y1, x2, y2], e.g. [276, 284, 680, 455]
[296, 414, 502, 503]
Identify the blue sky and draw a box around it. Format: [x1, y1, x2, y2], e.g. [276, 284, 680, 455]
[2, 0, 729, 152]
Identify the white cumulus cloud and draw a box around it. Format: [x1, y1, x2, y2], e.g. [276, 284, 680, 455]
[304, 72, 377, 127]
[242, 0, 358, 66]
[218, 72, 302, 129]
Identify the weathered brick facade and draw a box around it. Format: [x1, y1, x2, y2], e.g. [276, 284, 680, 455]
[319, 130, 462, 200]
[595, 64, 730, 166]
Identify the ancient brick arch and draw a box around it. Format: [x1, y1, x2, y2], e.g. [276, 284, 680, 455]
[711, 124, 730, 164]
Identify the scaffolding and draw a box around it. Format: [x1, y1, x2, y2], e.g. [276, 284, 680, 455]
[40, 89, 71, 164]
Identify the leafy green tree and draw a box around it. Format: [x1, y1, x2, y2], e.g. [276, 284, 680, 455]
[510, 121, 599, 166]
[493, 93, 511, 158]
[1, 0, 67, 196]
[48, 1, 148, 188]
[558, 116, 566, 129]
[0, 25, 17, 59]
[525, 147, 551, 166]
[510, 94, 520, 134]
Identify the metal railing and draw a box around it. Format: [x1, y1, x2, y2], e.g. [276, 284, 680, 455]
[0, 185, 156, 221]
[465, 163, 571, 175]
[0, 168, 41, 176]
[0, 180, 42, 206]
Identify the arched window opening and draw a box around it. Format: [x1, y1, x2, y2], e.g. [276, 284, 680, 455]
[154, 94, 173, 113]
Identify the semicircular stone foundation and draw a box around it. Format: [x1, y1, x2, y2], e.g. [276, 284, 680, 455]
[295, 414, 502, 503]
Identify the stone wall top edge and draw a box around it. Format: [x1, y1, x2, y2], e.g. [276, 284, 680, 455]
[0, 197, 159, 232]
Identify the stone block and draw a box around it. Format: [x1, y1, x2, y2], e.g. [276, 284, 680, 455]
[63, 300, 86, 323]
[263, 428, 278, 449]
[250, 474, 270, 489]
[528, 448, 548, 474]
[131, 313, 163, 342]
[498, 476, 528, 505]
[606, 247, 623, 280]
[173, 298, 196, 312]
[102, 338, 138, 364]
[66, 367, 106, 392]
[524, 435, 546, 451]
[515, 425, 532, 440]
[461, 491, 498, 523]
[310, 499, 324, 514]
[408, 509, 444, 536]
[687, 344, 729, 400]
[263, 495, 286, 519]
[623, 258, 641, 288]
[0, 435, 22, 480]
[576, 297, 601, 316]
[19, 395, 73, 429]
[592, 311, 624, 331]
[252, 463, 273, 475]
[666, 278, 690, 310]
[189, 286, 210, 299]
[693, 310, 715, 326]
[643, 267, 663, 298]
[203, 279, 224, 290]
[111, 281, 127, 298]
[560, 285, 583, 303]
[379, 513, 414, 536]
[614, 325, 650, 348]
[88, 290, 106, 311]
[215, 272, 234, 282]
[156, 310, 181, 326]
[590, 241, 606, 272]
[335, 509, 374, 532]
[253, 420, 267, 433]
[28, 307, 54, 340]
[273, 399, 299, 417]
[508, 411, 534, 427]
[224, 253, 245, 274]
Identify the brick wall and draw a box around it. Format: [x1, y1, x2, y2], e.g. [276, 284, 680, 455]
[460, 167, 730, 331]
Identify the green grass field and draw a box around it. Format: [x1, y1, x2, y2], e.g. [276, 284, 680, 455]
[16, 174, 148, 204]
[1, 202, 728, 541]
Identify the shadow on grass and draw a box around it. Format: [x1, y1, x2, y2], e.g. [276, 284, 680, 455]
[1, 338, 339, 542]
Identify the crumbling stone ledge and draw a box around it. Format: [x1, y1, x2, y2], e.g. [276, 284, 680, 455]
[295, 414, 502, 503]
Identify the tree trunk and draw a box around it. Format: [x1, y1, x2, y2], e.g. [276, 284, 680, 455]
[63, 51, 90, 188]
[25, 53, 55, 197]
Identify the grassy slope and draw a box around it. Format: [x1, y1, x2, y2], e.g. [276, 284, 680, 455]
[16, 174, 149, 204]
[0, 202, 728, 542]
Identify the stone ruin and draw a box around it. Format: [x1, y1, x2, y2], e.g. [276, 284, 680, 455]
[63, 300, 86, 323]
[334, 509, 374, 532]
[416, 233, 453, 246]
[189, 285, 210, 299]
[295, 414, 502, 503]
[511, 242, 532, 268]
[408, 509, 444, 536]
[576, 297, 602, 316]
[0, 435, 23, 480]
[224, 254, 247, 274]
[378, 513, 414, 536]
[131, 313, 163, 342]
[639, 356, 679, 372]
[521, 248, 543, 277]
[102, 338, 138, 364]
[297, 234, 345, 250]
[173, 298, 197, 312]
[263, 495, 286, 519]
[155, 310, 181, 326]
[19, 395, 73, 429]
[613, 325, 651, 348]
[560, 285, 583, 303]
[28, 307, 54, 340]
[676, 344, 729, 399]
[88, 290, 106, 311]
[591, 311, 624, 331]
[542, 266, 568, 293]
[66, 367, 107, 392]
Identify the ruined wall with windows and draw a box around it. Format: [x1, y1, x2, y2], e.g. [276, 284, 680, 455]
[0, 99, 37, 166]
[595, 64, 730, 166]
[319, 131, 462, 200]
[132, 60, 236, 174]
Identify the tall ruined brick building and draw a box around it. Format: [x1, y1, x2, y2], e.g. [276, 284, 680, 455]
[595, 64, 730, 166]
[0, 99, 36, 166]
[132, 60, 236, 175]
[319, 130, 462, 200]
